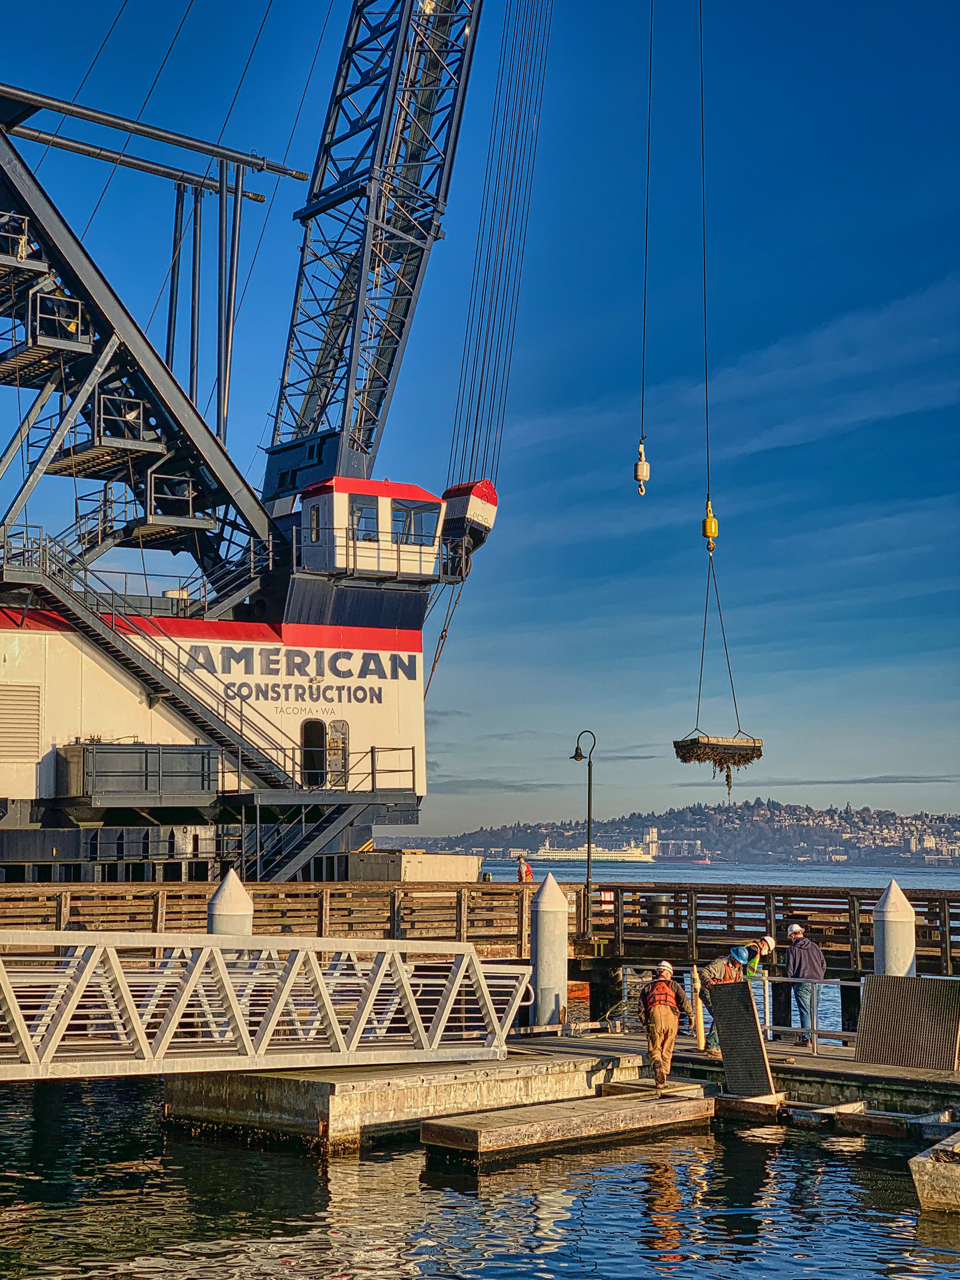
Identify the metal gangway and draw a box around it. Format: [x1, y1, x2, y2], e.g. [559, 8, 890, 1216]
[0, 932, 531, 1082]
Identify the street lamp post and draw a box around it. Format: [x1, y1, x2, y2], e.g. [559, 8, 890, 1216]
[571, 730, 596, 940]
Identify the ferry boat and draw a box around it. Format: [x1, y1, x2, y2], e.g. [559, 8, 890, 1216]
[530, 839, 656, 863]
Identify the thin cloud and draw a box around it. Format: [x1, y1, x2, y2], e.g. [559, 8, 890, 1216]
[505, 275, 959, 475]
[673, 773, 959, 788]
[429, 778, 571, 795]
[601, 752, 662, 762]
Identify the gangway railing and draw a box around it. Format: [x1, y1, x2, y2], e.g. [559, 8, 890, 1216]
[0, 931, 531, 1082]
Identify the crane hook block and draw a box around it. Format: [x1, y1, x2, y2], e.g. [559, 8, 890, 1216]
[702, 500, 718, 548]
[634, 442, 650, 496]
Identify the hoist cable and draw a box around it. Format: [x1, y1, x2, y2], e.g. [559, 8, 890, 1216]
[711, 557, 742, 732]
[639, 0, 655, 441]
[694, 554, 710, 732]
[81, 0, 197, 241]
[689, 3, 742, 741]
[693, 552, 742, 735]
[699, 0, 711, 499]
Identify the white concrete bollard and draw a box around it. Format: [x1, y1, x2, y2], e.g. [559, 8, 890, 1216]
[207, 868, 254, 936]
[531, 872, 568, 1026]
[873, 878, 916, 976]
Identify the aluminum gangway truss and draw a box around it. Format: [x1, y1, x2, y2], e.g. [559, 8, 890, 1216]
[0, 932, 530, 1082]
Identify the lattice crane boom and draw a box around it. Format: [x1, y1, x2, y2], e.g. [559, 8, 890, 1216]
[265, 0, 481, 511]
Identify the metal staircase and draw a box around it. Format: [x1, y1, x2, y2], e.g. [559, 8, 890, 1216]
[244, 803, 369, 881]
[0, 528, 299, 790]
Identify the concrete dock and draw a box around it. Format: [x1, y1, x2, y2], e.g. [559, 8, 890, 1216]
[523, 1031, 960, 1114]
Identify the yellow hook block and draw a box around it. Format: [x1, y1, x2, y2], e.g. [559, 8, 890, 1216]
[702, 500, 718, 551]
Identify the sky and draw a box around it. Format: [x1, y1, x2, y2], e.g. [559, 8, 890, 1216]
[2, 0, 958, 833]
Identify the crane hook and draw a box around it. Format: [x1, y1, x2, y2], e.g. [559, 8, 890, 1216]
[702, 499, 718, 553]
[634, 439, 650, 496]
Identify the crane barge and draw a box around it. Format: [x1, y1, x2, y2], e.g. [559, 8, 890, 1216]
[0, 0, 509, 884]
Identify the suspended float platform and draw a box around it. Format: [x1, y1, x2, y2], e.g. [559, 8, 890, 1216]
[673, 734, 763, 765]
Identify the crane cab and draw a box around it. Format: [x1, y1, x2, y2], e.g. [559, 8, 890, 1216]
[299, 477, 446, 581]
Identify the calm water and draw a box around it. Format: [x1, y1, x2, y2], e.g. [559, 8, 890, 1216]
[484, 859, 960, 890]
[1, 1080, 959, 1279]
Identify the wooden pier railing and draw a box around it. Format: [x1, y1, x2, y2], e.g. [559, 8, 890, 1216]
[0, 880, 956, 973]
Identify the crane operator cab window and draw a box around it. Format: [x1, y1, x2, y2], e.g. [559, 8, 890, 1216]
[391, 499, 441, 546]
[349, 495, 379, 541]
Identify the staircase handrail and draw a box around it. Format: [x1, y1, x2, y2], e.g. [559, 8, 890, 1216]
[0, 527, 301, 781]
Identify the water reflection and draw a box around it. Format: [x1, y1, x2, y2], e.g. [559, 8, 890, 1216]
[0, 1081, 958, 1280]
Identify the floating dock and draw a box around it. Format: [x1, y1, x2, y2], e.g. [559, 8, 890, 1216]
[164, 1026, 960, 1159]
[911, 1129, 960, 1211]
[421, 1085, 713, 1169]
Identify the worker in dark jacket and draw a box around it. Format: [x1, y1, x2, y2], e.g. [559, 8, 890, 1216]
[639, 961, 695, 1085]
[786, 923, 826, 1045]
[698, 946, 749, 1057]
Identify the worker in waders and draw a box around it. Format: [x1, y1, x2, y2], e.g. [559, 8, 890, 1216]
[698, 946, 749, 1058]
[639, 961, 695, 1086]
[517, 857, 533, 883]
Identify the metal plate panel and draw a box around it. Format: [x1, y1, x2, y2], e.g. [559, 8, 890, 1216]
[855, 975, 960, 1071]
[709, 982, 774, 1097]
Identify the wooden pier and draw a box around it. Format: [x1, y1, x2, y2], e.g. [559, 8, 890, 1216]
[1, 878, 958, 973]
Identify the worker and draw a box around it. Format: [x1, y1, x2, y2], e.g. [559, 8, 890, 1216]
[744, 935, 777, 979]
[786, 923, 826, 1046]
[698, 945, 749, 1058]
[517, 857, 533, 883]
[639, 960, 694, 1085]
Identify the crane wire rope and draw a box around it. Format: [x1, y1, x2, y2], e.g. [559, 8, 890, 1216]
[142, 0, 285, 337]
[429, 0, 553, 694]
[34, 0, 131, 172]
[446, 0, 553, 489]
[199, 0, 337, 435]
[80, 0, 198, 241]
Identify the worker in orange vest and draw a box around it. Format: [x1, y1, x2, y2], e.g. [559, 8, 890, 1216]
[639, 960, 695, 1085]
[517, 857, 533, 883]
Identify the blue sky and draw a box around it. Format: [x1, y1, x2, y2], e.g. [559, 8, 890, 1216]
[4, 0, 958, 832]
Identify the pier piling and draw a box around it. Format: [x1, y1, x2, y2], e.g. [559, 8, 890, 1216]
[531, 873, 568, 1025]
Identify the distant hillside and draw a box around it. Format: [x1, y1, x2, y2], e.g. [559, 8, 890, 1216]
[392, 800, 960, 866]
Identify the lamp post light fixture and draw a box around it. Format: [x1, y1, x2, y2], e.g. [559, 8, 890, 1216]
[571, 730, 596, 939]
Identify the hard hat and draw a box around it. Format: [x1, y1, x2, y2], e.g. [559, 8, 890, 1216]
[730, 946, 750, 964]
[762, 935, 776, 953]
[656, 960, 674, 975]
[787, 923, 804, 936]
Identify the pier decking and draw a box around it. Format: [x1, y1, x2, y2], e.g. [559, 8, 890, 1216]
[2, 879, 958, 972]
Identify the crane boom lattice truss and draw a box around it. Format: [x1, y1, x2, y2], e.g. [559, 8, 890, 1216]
[273, 0, 480, 476]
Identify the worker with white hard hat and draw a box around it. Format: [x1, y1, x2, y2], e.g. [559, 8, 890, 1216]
[743, 934, 777, 980]
[638, 960, 694, 1086]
